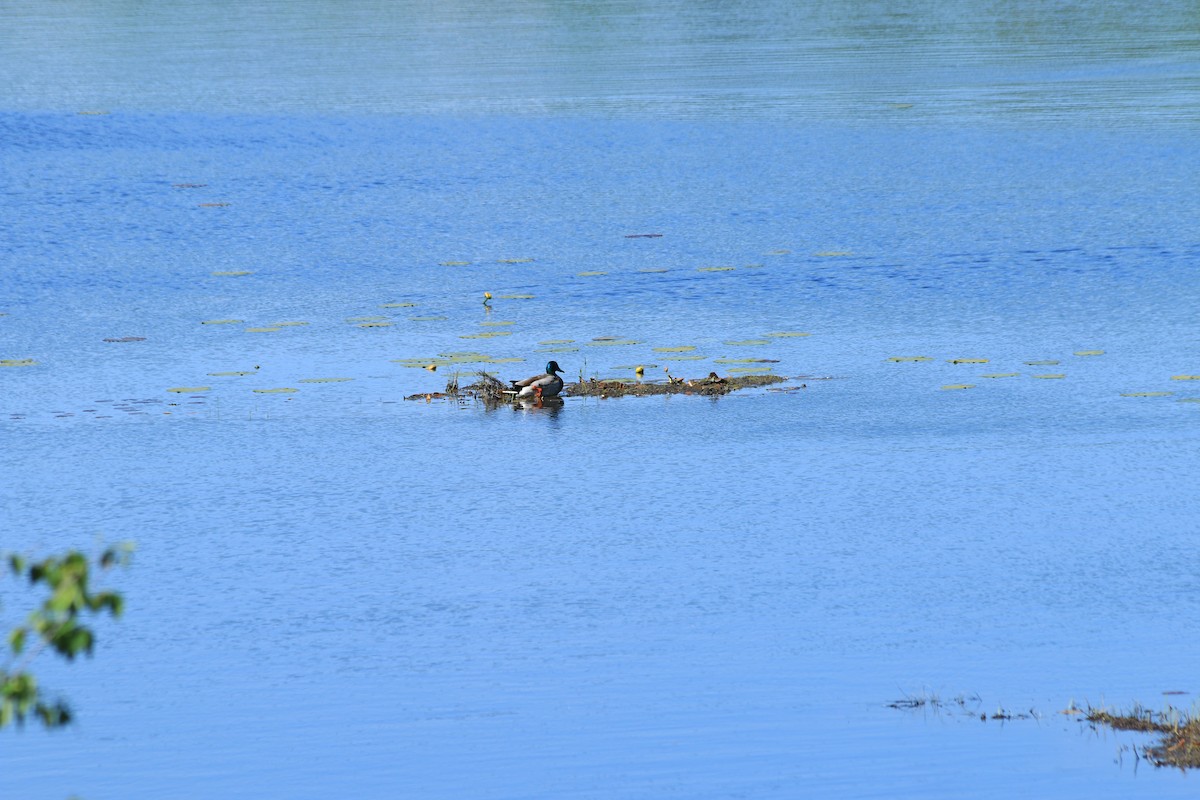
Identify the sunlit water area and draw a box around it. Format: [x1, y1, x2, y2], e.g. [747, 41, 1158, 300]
[3, 1, 1200, 798]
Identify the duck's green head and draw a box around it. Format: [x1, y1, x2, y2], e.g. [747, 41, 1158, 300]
[546, 360, 563, 374]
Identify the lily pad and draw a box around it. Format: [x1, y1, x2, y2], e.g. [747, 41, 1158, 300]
[245, 327, 280, 333]
[1, 358, 36, 367]
[497, 294, 535, 300]
[653, 346, 696, 353]
[766, 249, 792, 256]
[1025, 360, 1060, 366]
[948, 358, 988, 364]
[211, 270, 251, 276]
[1074, 350, 1105, 356]
[815, 251, 852, 257]
[358, 322, 393, 328]
[1121, 391, 1172, 397]
[539, 339, 575, 345]
[380, 302, 417, 308]
[638, 268, 669, 273]
[347, 316, 389, 323]
[587, 339, 640, 347]
[299, 378, 354, 384]
[208, 371, 256, 377]
[981, 373, 1020, 378]
[698, 266, 735, 272]
[662, 355, 708, 361]
[1032, 374, 1066, 379]
[272, 321, 309, 327]
[714, 358, 778, 364]
[764, 332, 811, 338]
[941, 384, 975, 390]
[409, 316, 447, 321]
[498, 258, 534, 264]
[538, 347, 580, 353]
[480, 321, 515, 326]
[440, 261, 471, 266]
[1171, 375, 1200, 381]
[460, 331, 512, 339]
[253, 388, 298, 394]
[725, 340, 770, 346]
[577, 271, 607, 277]
[168, 386, 210, 393]
[201, 319, 244, 325]
[889, 356, 933, 362]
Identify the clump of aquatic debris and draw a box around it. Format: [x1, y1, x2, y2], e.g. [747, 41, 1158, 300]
[565, 372, 784, 397]
[1085, 704, 1200, 769]
[405, 371, 789, 403]
[888, 690, 1200, 770]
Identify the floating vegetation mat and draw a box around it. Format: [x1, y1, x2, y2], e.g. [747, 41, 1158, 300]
[168, 386, 209, 393]
[1074, 350, 1105, 356]
[253, 388, 297, 394]
[272, 321, 309, 327]
[889, 356, 933, 363]
[942, 384, 975, 390]
[498, 258, 535, 264]
[2, 359, 37, 367]
[1085, 705, 1200, 769]
[948, 358, 988, 364]
[1122, 391, 1172, 398]
[412, 372, 787, 404]
[567, 374, 784, 398]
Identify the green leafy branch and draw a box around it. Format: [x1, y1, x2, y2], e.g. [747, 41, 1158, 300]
[2, 544, 132, 729]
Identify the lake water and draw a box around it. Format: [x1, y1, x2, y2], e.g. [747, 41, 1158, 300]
[3, 2, 1200, 798]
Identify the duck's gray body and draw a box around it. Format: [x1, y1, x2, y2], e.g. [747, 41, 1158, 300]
[511, 360, 565, 399]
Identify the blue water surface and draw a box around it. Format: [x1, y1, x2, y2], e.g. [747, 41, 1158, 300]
[3, 2, 1200, 798]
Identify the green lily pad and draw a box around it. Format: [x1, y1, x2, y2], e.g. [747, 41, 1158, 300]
[380, 302, 417, 308]
[1025, 360, 1060, 366]
[1, 358, 36, 367]
[661, 355, 708, 361]
[539, 339, 575, 345]
[1171, 375, 1200, 381]
[460, 331, 512, 339]
[948, 358, 988, 364]
[1121, 391, 1172, 397]
[498, 258, 535, 264]
[941, 384, 975, 390]
[299, 378, 354, 383]
[1074, 350, 1105, 357]
[480, 321, 515, 326]
[253, 388, 298, 394]
[347, 316, 389, 323]
[698, 266, 735, 272]
[208, 371, 256, 377]
[538, 347, 579, 353]
[653, 346, 696, 353]
[587, 339, 640, 347]
[272, 321, 309, 327]
[497, 294, 535, 300]
[889, 356, 933, 362]
[168, 386, 210, 393]
[725, 340, 770, 346]
[245, 327, 280, 333]
[201, 319, 244, 325]
[212, 270, 252, 276]
[1032, 374, 1066, 379]
[981, 373, 1020, 378]
[577, 271, 607, 277]
[440, 261, 470, 266]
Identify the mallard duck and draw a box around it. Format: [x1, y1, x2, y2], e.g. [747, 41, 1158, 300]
[511, 360, 565, 399]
